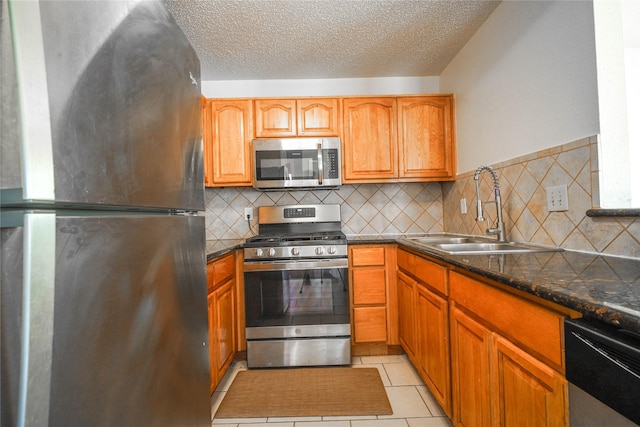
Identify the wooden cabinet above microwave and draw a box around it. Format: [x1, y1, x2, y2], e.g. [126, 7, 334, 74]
[254, 98, 341, 138]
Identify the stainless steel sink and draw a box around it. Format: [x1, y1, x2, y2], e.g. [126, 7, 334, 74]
[405, 236, 486, 245]
[402, 235, 563, 255]
[432, 242, 562, 254]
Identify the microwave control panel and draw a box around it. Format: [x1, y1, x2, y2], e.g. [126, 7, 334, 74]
[324, 149, 339, 178]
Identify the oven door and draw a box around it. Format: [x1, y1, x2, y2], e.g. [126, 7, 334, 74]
[243, 258, 350, 367]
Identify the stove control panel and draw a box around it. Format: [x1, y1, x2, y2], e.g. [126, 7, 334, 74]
[244, 245, 347, 260]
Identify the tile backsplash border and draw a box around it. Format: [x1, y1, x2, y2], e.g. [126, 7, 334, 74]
[442, 135, 639, 259]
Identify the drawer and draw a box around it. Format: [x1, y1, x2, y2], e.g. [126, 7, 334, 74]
[353, 268, 386, 304]
[413, 255, 447, 295]
[353, 306, 387, 342]
[350, 246, 385, 267]
[450, 271, 565, 371]
[207, 252, 235, 291]
[397, 249, 448, 295]
[397, 248, 415, 271]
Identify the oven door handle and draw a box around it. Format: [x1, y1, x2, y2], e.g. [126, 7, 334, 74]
[244, 258, 348, 272]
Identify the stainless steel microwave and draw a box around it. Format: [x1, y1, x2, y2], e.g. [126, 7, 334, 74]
[252, 138, 342, 190]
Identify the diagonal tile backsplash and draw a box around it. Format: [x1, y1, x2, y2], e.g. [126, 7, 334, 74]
[442, 135, 640, 259]
[204, 183, 445, 240]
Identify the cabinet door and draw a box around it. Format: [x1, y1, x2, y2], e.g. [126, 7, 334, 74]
[254, 99, 297, 137]
[214, 280, 236, 383]
[397, 270, 417, 360]
[297, 98, 340, 136]
[450, 306, 492, 427]
[492, 335, 567, 427]
[342, 97, 397, 182]
[207, 291, 217, 392]
[207, 99, 253, 186]
[417, 284, 451, 417]
[202, 98, 214, 187]
[398, 96, 455, 180]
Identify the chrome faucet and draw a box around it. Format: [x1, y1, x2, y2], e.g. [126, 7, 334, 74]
[474, 165, 506, 242]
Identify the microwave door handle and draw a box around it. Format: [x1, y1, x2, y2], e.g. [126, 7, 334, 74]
[317, 143, 323, 185]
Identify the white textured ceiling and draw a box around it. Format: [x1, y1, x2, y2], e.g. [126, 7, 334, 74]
[163, 0, 501, 81]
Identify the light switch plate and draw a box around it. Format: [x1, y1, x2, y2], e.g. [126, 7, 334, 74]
[546, 185, 569, 212]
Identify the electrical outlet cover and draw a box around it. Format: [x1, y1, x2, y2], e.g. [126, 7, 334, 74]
[546, 185, 569, 212]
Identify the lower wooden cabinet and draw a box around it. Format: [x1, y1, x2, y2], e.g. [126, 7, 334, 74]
[349, 244, 397, 345]
[416, 283, 450, 416]
[397, 248, 451, 417]
[397, 270, 417, 358]
[207, 251, 238, 393]
[492, 334, 567, 427]
[450, 306, 492, 427]
[449, 271, 569, 427]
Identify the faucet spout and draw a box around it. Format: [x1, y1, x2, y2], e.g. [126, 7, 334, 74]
[473, 165, 506, 242]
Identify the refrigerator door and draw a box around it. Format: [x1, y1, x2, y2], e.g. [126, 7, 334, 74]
[1, 210, 210, 427]
[1, 0, 203, 211]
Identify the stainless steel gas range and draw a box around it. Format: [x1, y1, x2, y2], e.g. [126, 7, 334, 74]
[243, 204, 350, 368]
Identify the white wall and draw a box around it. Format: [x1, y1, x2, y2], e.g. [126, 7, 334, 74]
[201, 76, 440, 98]
[440, 0, 599, 174]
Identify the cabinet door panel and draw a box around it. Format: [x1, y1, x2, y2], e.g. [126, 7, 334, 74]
[215, 281, 236, 380]
[207, 291, 217, 392]
[417, 284, 451, 417]
[397, 271, 417, 360]
[342, 98, 397, 181]
[398, 96, 455, 179]
[255, 99, 296, 137]
[450, 306, 492, 427]
[202, 98, 214, 186]
[353, 268, 386, 305]
[492, 335, 567, 427]
[353, 306, 387, 342]
[205, 99, 253, 186]
[297, 98, 340, 136]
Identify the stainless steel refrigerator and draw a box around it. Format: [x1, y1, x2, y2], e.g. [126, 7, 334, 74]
[1, 1, 210, 426]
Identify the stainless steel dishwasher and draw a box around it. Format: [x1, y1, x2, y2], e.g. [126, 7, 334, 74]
[565, 318, 640, 426]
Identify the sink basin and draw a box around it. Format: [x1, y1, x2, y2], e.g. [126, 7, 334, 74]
[405, 236, 490, 245]
[402, 236, 563, 255]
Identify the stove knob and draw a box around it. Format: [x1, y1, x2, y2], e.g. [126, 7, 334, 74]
[255, 248, 264, 257]
[315, 246, 324, 255]
[268, 248, 276, 257]
[291, 247, 300, 256]
[328, 246, 336, 255]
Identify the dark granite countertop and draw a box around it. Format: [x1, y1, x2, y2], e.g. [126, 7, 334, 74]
[397, 238, 640, 333]
[206, 236, 640, 333]
[205, 239, 244, 261]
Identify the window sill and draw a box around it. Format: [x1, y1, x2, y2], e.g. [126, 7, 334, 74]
[586, 209, 640, 218]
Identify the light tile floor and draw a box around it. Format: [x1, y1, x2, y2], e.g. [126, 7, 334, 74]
[211, 354, 453, 427]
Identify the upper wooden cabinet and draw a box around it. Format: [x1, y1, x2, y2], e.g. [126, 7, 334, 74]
[201, 97, 214, 186]
[202, 99, 253, 187]
[398, 96, 456, 180]
[342, 95, 456, 183]
[342, 97, 398, 182]
[254, 98, 340, 137]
